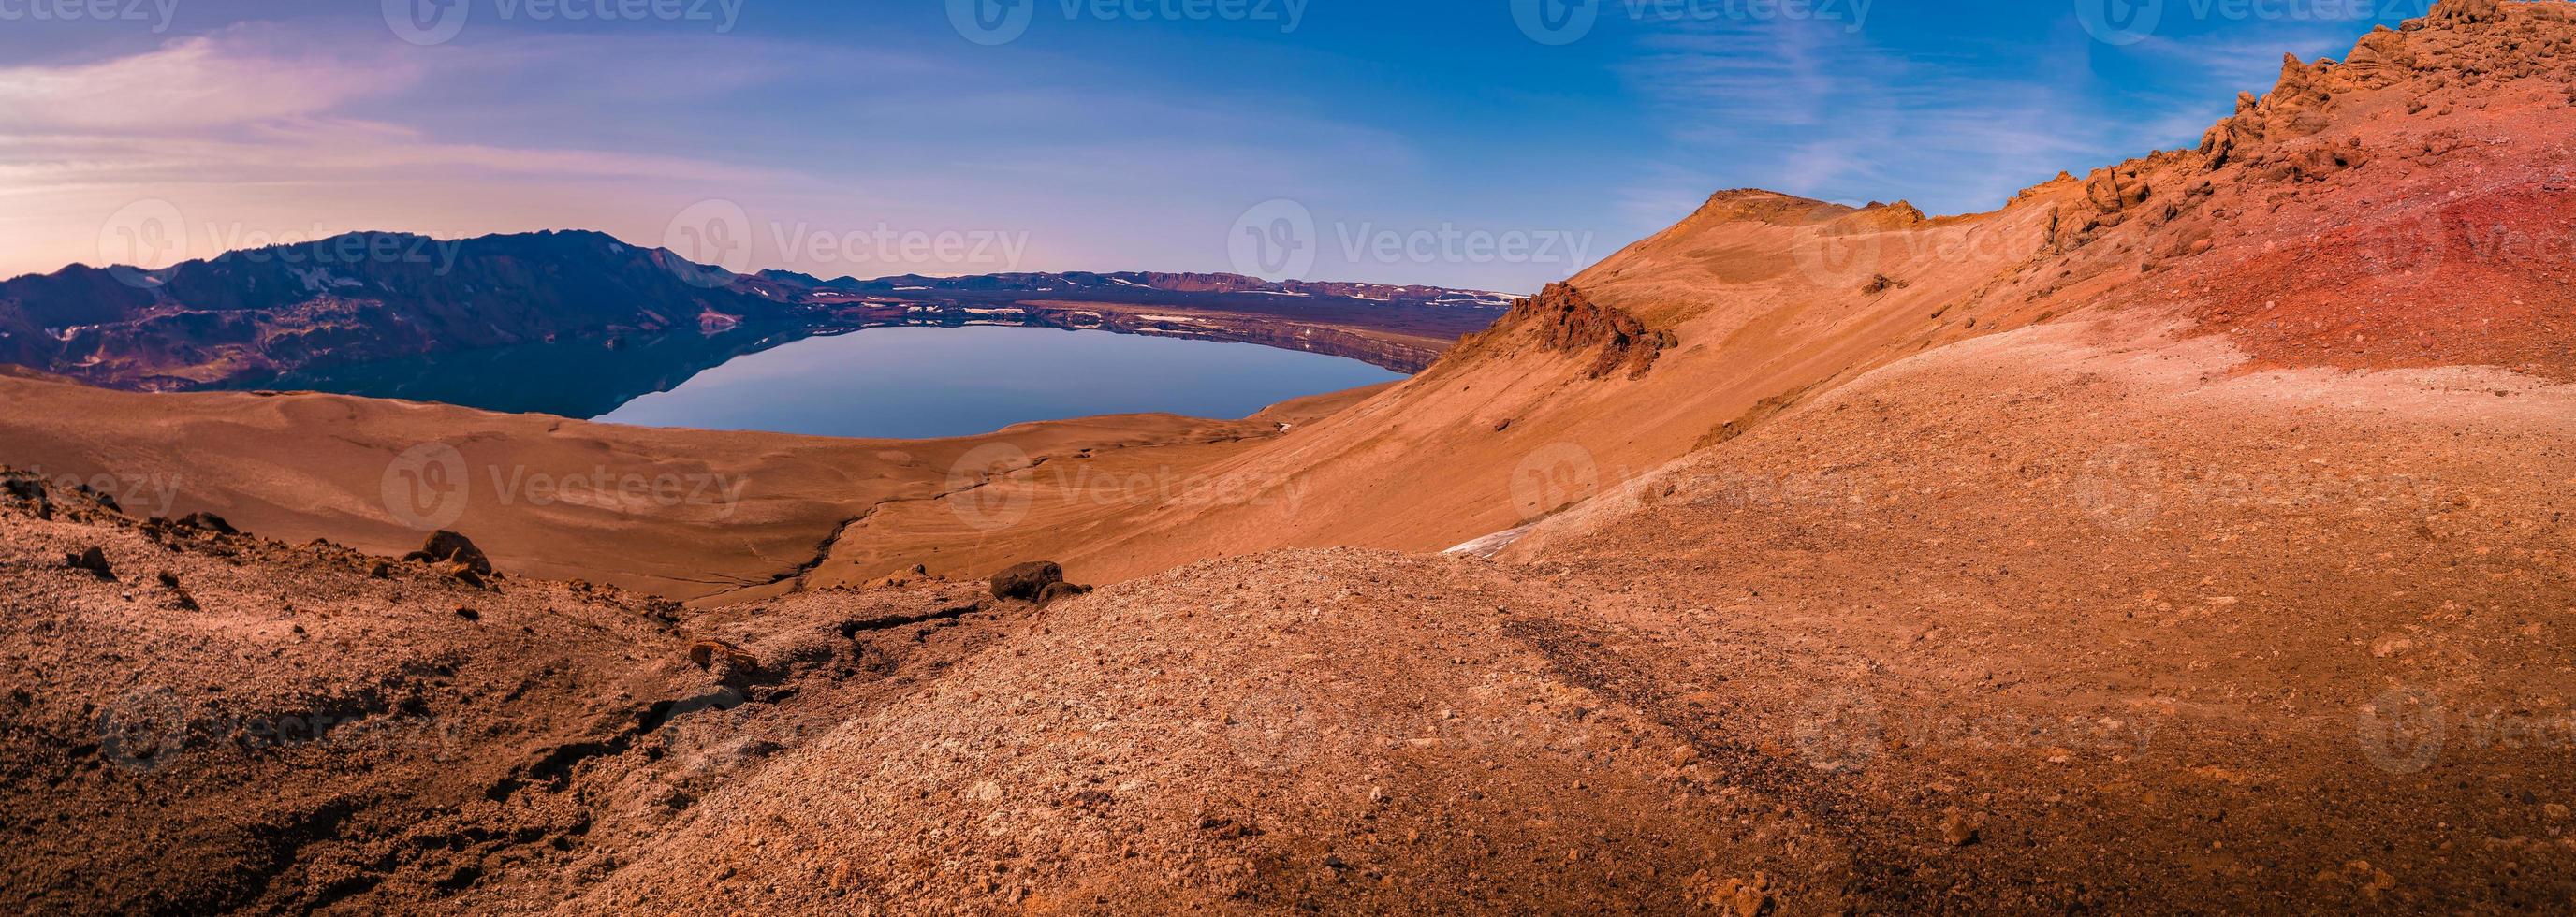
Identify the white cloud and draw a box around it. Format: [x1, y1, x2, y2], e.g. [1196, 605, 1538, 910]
[0, 28, 416, 132]
[1617, 17, 2123, 217]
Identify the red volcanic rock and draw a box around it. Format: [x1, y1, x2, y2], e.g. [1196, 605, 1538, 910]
[402, 530, 492, 576]
[989, 560, 1065, 602]
[1472, 284, 1675, 381]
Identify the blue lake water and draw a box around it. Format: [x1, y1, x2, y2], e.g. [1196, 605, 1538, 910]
[591, 325, 1407, 439]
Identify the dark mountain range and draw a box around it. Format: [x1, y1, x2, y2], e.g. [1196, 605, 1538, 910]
[0, 230, 1511, 392]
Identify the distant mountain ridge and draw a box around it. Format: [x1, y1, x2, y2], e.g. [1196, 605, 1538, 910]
[791, 269, 1514, 308]
[0, 229, 1512, 392]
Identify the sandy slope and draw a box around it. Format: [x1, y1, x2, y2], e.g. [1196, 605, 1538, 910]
[796, 0, 2576, 589]
[0, 366, 1377, 603]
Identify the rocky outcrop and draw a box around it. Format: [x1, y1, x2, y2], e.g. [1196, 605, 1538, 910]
[2429, 0, 2505, 27]
[403, 530, 492, 576]
[989, 560, 1065, 603]
[1471, 284, 1674, 381]
[173, 512, 237, 534]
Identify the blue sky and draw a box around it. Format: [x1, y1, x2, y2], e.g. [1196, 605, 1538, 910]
[0, 0, 2425, 290]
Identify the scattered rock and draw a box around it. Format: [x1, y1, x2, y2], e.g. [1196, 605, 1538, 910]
[154, 570, 198, 611]
[454, 606, 480, 622]
[3, 478, 52, 519]
[865, 563, 942, 590]
[403, 531, 492, 576]
[64, 546, 113, 580]
[73, 485, 120, 513]
[688, 639, 756, 671]
[1035, 581, 1094, 607]
[174, 512, 238, 534]
[1694, 871, 1772, 917]
[990, 561, 1066, 603]
[445, 563, 488, 590]
[2430, 0, 2503, 28]
[1940, 808, 1983, 846]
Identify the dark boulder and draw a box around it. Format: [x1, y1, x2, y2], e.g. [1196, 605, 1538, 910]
[64, 547, 113, 579]
[989, 561, 1064, 603]
[175, 512, 238, 534]
[1036, 581, 1094, 607]
[73, 485, 119, 513]
[3, 479, 51, 519]
[403, 531, 492, 575]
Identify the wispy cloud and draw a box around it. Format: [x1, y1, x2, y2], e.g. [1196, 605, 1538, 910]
[1615, 17, 2123, 221]
[0, 28, 413, 132]
[0, 24, 825, 276]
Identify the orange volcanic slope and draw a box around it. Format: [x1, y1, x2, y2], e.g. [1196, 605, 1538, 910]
[815, 0, 2576, 587]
